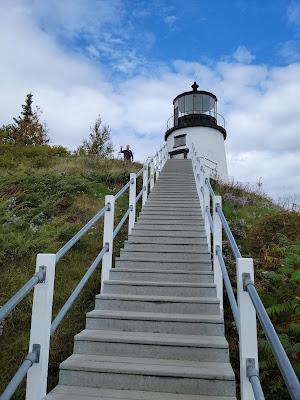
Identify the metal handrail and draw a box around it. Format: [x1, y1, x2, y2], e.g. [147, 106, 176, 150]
[56, 205, 108, 262]
[205, 178, 215, 198]
[0, 347, 39, 400]
[215, 204, 242, 258]
[136, 187, 145, 203]
[243, 275, 300, 400]
[216, 246, 240, 330]
[113, 207, 132, 239]
[0, 268, 46, 322]
[247, 359, 265, 400]
[136, 167, 143, 178]
[115, 179, 132, 201]
[206, 206, 213, 232]
[51, 245, 108, 335]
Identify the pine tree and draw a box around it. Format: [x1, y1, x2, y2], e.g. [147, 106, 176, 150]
[77, 116, 114, 158]
[11, 93, 49, 145]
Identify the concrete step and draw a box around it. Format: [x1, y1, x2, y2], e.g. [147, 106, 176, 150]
[102, 280, 216, 297]
[127, 235, 207, 245]
[59, 354, 235, 396]
[45, 385, 237, 399]
[95, 294, 219, 314]
[133, 223, 205, 232]
[146, 200, 200, 206]
[115, 259, 212, 271]
[74, 329, 229, 362]
[143, 205, 201, 211]
[131, 229, 207, 237]
[140, 210, 202, 216]
[86, 310, 224, 335]
[123, 242, 208, 253]
[119, 250, 210, 262]
[109, 269, 213, 283]
[137, 218, 204, 226]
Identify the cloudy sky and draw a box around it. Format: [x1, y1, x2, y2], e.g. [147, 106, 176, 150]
[1, 0, 300, 201]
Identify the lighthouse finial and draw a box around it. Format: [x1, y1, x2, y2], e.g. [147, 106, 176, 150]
[191, 81, 199, 92]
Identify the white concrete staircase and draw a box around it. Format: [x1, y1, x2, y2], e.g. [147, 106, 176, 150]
[45, 159, 236, 400]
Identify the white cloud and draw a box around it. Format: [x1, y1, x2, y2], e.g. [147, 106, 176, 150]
[279, 40, 300, 62]
[287, 1, 300, 29]
[233, 46, 255, 64]
[164, 15, 177, 26]
[0, 1, 300, 201]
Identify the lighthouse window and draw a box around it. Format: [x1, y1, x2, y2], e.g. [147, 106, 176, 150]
[174, 134, 186, 148]
[177, 97, 185, 113]
[185, 95, 193, 113]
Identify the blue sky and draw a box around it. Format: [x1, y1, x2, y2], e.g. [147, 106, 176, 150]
[1, 0, 300, 202]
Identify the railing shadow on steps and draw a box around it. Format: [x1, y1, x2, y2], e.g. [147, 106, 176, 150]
[0, 144, 168, 400]
[190, 143, 300, 400]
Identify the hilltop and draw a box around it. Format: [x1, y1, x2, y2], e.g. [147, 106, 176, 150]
[0, 144, 299, 399]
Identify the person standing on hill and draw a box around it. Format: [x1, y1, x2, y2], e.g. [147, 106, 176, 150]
[120, 145, 133, 161]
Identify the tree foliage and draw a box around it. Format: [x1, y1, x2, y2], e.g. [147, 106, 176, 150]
[1, 93, 49, 146]
[76, 115, 114, 158]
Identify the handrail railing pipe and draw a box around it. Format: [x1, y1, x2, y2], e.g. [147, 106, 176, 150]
[206, 206, 213, 233]
[50, 245, 108, 336]
[243, 275, 300, 400]
[247, 358, 265, 400]
[56, 205, 108, 262]
[0, 267, 45, 322]
[1, 347, 40, 400]
[115, 179, 131, 201]
[216, 246, 240, 330]
[216, 204, 242, 258]
[100, 195, 115, 292]
[206, 177, 215, 198]
[237, 257, 259, 400]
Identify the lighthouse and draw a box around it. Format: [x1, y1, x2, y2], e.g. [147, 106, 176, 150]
[165, 82, 228, 181]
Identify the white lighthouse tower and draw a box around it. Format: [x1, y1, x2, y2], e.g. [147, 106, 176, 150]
[165, 82, 228, 181]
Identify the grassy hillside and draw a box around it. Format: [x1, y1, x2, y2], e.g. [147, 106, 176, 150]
[0, 145, 299, 399]
[0, 144, 143, 399]
[213, 181, 300, 399]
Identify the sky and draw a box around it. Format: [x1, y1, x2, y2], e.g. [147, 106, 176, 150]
[0, 0, 300, 202]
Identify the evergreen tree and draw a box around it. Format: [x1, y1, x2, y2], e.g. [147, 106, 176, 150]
[77, 115, 114, 158]
[10, 93, 49, 145]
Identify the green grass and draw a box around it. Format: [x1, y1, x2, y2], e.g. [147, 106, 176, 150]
[0, 144, 143, 399]
[213, 180, 300, 399]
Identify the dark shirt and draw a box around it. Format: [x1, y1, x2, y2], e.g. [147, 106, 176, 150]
[121, 148, 133, 161]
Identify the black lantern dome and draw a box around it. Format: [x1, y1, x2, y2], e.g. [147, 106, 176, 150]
[165, 82, 226, 140]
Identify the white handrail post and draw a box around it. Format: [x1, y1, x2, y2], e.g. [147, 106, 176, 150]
[199, 158, 205, 215]
[128, 173, 136, 234]
[213, 195, 223, 315]
[150, 158, 155, 191]
[237, 257, 258, 400]
[159, 148, 162, 172]
[142, 162, 148, 206]
[155, 152, 160, 178]
[101, 195, 115, 292]
[203, 171, 211, 250]
[26, 253, 56, 400]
